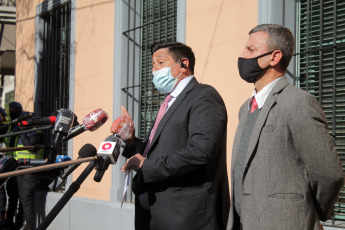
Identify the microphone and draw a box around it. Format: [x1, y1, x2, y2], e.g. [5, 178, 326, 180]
[97, 135, 121, 164]
[94, 134, 121, 182]
[64, 108, 108, 141]
[18, 116, 56, 127]
[10, 112, 33, 125]
[48, 109, 75, 163]
[0, 112, 34, 133]
[110, 106, 134, 140]
[62, 144, 97, 179]
[36, 144, 98, 230]
[49, 143, 97, 191]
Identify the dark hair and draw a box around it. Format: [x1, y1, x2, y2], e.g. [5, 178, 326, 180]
[249, 24, 294, 71]
[150, 42, 196, 74]
[9, 101, 22, 112]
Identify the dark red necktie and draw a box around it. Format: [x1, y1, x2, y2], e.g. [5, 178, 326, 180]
[250, 97, 258, 114]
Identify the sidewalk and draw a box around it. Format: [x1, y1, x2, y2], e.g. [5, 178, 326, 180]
[323, 220, 345, 229]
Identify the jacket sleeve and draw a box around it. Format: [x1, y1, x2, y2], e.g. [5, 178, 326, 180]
[141, 87, 227, 183]
[122, 137, 146, 158]
[19, 131, 43, 146]
[288, 92, 344, 221]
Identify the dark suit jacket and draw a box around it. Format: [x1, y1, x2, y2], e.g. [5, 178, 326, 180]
[227, 77, 344, 230]
[123, 78, 230, 230]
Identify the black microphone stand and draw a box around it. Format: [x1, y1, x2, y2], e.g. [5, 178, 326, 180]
[36, 159, 98, 230]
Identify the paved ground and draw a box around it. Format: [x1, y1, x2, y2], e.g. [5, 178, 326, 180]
[323, 220, 345, 229]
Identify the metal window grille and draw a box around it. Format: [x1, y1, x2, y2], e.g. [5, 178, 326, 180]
[121, 0, 177, 202]
[38, 2, 71, 155]
[296, 0, 345, 221]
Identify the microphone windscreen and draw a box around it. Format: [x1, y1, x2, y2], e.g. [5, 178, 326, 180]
[83, 108, 108, 131]
[53, 109, 75, 134]
[0, 156, 19, 173]
[110, 115, 134, 140]
[78, 143, 97, 158]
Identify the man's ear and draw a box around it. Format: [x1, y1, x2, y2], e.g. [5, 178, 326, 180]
[180, 60, 187, 69]
[179, 58, 189, 73]
[270, 50, 283, 67]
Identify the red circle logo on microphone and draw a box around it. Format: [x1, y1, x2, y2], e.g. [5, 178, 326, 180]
[102, 143, 112, 150]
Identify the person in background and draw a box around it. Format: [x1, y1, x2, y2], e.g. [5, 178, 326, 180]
[4, 101, 24, 229]
[227, 24, 344, 230]
[4, 101, 45, 230]
[0, 106, 8, 228]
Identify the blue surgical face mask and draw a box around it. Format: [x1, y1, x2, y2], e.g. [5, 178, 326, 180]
[152, 61, 182, 93]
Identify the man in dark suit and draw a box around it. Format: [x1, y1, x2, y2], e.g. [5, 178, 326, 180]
[227, 24, 344, 230]
[121, 42, 230, 230]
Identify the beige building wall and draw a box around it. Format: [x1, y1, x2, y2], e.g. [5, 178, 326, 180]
[16, 0, 43, 111]
[186, 0, 258, 181]
[71, 0, 115, 200]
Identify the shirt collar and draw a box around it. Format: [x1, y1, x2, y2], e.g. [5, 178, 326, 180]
[248, 77, 283, 110]
[170, 75, 194, 98]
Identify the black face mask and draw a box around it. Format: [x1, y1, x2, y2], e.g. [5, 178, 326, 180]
[237, 51, 274, 83]
[10, 111, 21, 120]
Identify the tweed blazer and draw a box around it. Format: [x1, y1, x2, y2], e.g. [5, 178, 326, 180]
[227, 77, 344, 230]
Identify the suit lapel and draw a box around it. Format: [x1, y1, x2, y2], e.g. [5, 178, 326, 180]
[147, 78, 198, 156]
[231, 103, 249, 173]
[242, 77, 289, 178]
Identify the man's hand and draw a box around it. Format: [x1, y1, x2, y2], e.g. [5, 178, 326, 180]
[121, 153, 145, 172]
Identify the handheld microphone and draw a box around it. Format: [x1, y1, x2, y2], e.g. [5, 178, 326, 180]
[94, 134, 121, 182]
[18, 116, 56, 127]
[48, 109, 75, 163]
[64, 108, 108, 141]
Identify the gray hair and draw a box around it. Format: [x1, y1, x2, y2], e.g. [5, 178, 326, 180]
[250, 24, 294, 71]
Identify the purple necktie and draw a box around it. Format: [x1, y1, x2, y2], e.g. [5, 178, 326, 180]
[143, 94, 173, 158]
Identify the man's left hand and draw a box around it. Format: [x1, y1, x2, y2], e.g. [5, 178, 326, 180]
[121, 153, 145, 172]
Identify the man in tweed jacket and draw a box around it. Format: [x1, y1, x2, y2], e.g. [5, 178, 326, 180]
[227, 24, 344, 230]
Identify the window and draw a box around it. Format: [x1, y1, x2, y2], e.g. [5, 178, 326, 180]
[121, 0, 177, 202]
[36, 1, 71, 154]
[296, 0, 345, 220]
[37, 2, 71, 117]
